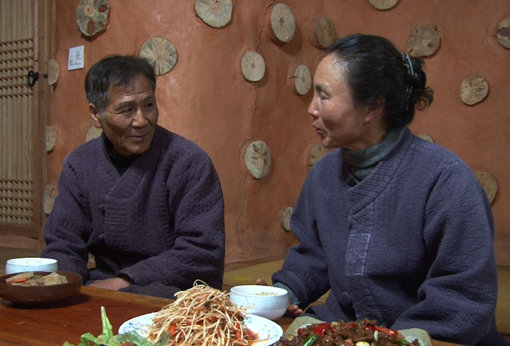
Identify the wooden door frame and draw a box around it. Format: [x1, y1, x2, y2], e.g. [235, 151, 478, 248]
[0, 0, 55, 250]
[34, 0, 56, 249]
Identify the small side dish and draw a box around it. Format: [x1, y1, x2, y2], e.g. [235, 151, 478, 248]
[6, 271, 68, 286]
[0, 271, 82, 304]
[229, 285, 288, 320]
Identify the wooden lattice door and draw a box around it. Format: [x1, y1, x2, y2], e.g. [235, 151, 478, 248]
[0, 0, 51, 248]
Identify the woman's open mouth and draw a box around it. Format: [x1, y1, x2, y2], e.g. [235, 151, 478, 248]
[314, 127, 326, 137]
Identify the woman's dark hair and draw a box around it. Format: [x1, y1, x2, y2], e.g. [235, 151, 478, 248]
[327, 34, 434, 128]
[84, 55, 156, 113]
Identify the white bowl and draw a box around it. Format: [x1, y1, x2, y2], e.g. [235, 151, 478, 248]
[5, 257, 58, 275]
[230, 285, 288, 320]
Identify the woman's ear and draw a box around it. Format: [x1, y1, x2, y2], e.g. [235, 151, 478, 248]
[89, 103, 102, 128]
[364, 97, 385, 124]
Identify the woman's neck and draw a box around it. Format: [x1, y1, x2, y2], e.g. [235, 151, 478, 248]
[343, 127, 405, 185]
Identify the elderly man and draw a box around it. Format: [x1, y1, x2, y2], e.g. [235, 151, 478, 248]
[41, 55, 225, 298]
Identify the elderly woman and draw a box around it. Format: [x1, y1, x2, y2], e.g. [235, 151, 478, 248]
[269, 34, 504, 345]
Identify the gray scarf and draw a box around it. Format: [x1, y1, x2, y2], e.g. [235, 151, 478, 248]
[343, 127, 405, 186]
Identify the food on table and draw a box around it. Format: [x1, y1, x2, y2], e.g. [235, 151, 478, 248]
[278, 319, 420, 346]
[64, 283, 261, 345]
[229, 284, 288, 320]
[147, 281, 257, 345]
[6, 271, 68, 286]
[64, 306, 168, 346]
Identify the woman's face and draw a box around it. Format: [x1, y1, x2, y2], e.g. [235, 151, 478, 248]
[308, 54, 378, 151]
[90, 74, 158, 157]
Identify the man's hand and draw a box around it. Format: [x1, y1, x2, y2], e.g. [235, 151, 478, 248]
[255, 278, 303, 317]
[255, 278, 268, 286]
[89, 277, 130, 290]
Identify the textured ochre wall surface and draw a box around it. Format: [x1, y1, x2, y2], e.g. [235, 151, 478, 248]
[47, 0, 510, 264]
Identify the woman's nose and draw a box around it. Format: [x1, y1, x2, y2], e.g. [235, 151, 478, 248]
[308, 97, 319, 118]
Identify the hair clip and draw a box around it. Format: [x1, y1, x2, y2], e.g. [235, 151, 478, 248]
[402, 52, 417, 80]
[402, 52, 415, 112]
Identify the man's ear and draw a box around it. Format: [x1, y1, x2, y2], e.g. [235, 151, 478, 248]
[364, 97, 385, 124]
[89, 103, 102, 128]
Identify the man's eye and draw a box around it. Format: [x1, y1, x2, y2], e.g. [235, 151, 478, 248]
[119, 107, 133, 115]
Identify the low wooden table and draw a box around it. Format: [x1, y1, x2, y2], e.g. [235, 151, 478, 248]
[0, 286, 460, 345]
[0, 286, 170, 345]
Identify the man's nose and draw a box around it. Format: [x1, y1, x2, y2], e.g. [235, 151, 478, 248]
[132, 107, 149, 126]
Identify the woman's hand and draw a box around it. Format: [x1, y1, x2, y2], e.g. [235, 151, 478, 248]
[255, 278, 304, 317]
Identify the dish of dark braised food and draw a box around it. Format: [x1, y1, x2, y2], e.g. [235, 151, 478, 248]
[0, 271, 82, 304]
[6, 271, 68, 286]
[278, 319, 420, 346]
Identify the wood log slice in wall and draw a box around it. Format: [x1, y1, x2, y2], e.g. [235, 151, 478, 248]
[308, 142, 329, 166]
[241, 51, 265, 82]
[474, 171, 498, 204]
[47, 59, 59, 86]
[368, 0, 400, 10]
[417, 133, 435, 143]
[244, 140, 271, 179]
[307, 17, 336, 49]
[294, 65, 312, 96]
[44, 185, 57, 215]
[76, 0, 110, 37]
[406, 25, 441, 58]
[281, 207, 294, 232]
[496, 17, 510, 49]
[45, 126, 57, 152]
[269, 3, 296, 43]
[86, 126, 102, 142]
[139, 38, 178, 76]
[195, 0, 233, 28]
[459, 75, 489, 106]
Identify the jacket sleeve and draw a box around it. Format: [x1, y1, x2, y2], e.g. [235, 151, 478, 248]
[272, 169, 331, 307]
[41, 154, 92, 281]
[391, 161, 498, 345]
[118, 149, 225, 291]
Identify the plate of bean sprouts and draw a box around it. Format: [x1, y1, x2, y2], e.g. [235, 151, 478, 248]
[118, 282, 283, 345]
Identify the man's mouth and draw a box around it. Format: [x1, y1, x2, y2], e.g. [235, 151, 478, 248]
[130, 134, 147, 142]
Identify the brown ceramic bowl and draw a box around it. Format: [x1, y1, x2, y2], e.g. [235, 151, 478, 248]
[0, 271, 82, 304]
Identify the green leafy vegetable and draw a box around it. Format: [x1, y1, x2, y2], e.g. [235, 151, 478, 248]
[64, 306, 169, 346]
[302, 334, 319, 346]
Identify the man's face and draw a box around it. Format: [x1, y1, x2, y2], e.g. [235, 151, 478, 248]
[90, 74, 158, 156]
